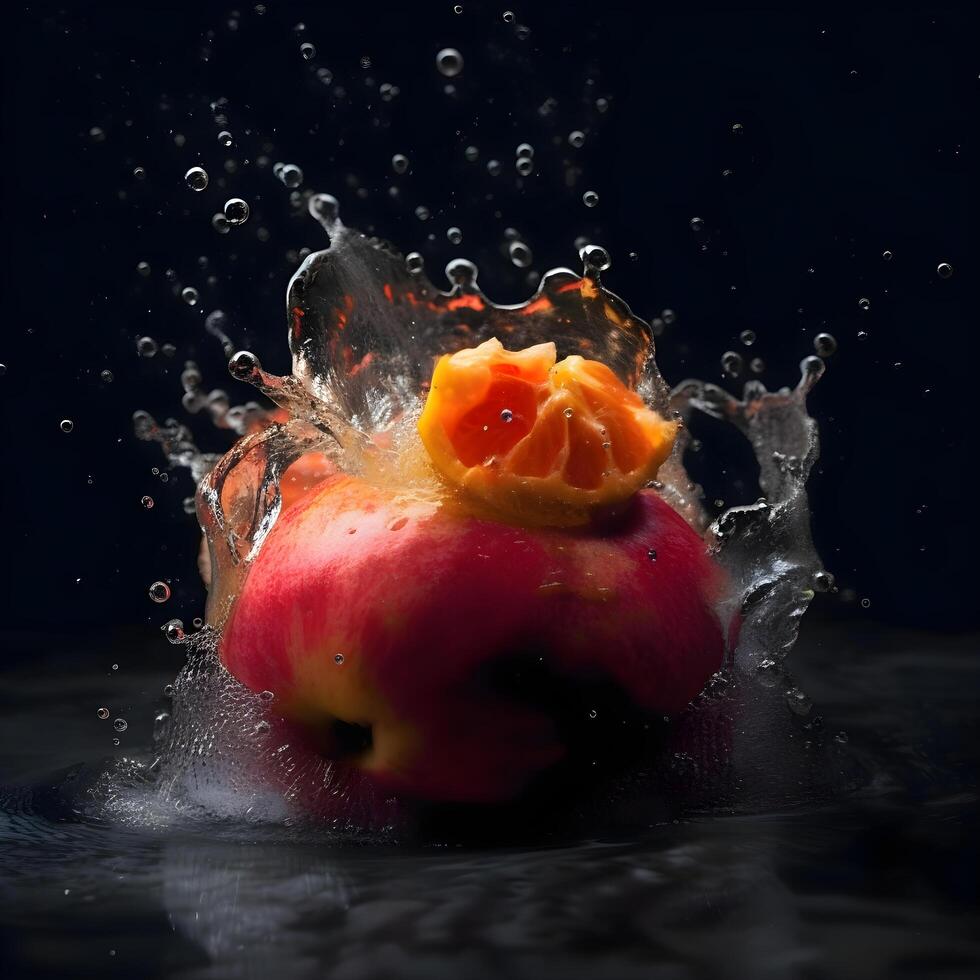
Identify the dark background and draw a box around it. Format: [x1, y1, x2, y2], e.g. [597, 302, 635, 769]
[1, 1, 977, 644]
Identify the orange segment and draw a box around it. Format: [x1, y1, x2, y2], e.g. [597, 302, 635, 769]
[418, 338, 678, 524]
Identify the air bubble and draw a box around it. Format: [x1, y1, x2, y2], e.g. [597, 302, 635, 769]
[690, 216, 704, 232]
[141, 495, 154, 509]
[148, 581, 171, 603]
[503, 10, 515, 22]
[937, 261, 953, 279]
[486, 159, 502, 176]
[300, 42, 316, 60]
[812, 569, 836, 592]
[568, 130, 585, 148]
[405, 252, 425, 274]
[647, 549, 657, 561]
[414, 205, 430, 221]
[223, 198, 250, 224]
[739, 329, 756, 346]
[882, 250, 893, 261]
[500, 408, 513, 423]
[858, 297, 870, 310]
[391, 153, 409, 174]
[163, 619, 185, 643]
[181, 286, 199, 306]
[334, 653, 345, 665]
[582, 190, 599, 208]
[101, 369, 113, 383]
[211, 212, 230, 234]
[60, 419, 74, 433]
[97, 708, 109, 720]
[217, 130, 233, 147]
[516, 142, 534, 159]
[113, 718, 128, 733]
[860, 597, 871, 608]
[563, 407, 574, 419]
[436, 48, 463, 77]
[137, 261, 151, 277]
[516, 157, 534, 176]
[445, 258, 477, 287]
[447, 226, 463, 245]
[184, 167, 209, 192]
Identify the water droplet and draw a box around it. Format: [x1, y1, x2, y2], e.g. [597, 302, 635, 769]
[508, 240, 533, 268]
[184, 166, 209, 192]
[181, 286, 199, 306]
[937, 261, 953, 279]
[464, 145, 479, 162]
[406, 252, 425, 274]
[0, 364, 6, 377]
[500, 408, 514, 423]
[486, 159, 502, 176]
[254, 720, 271, 735]
[858, 296, 870, 310]
[136, 260, 151, 277]
[503, 10, 515, 22]
[436, 48, 463, 77]
[259, 690, 275, 702]
[813, 332, 837, 356]
[60, 419, 74, 433]
[100, 369, 114, 383]
[568, 130, 585, 148]
[217, 130, 233, 147]
[309, 193, 339, 221]
[563, 407, 574, 419]
[334, 653, 345, 665]
[454, 4, 463, 13]
[414, 204, 430, 221]
[750, 357, 765, 373]
[579, 243, 611, 272]
[133, 166, 146, 180]
[446, 258, 477, 287]
[882, 249, 893, 261]
[447, 226, 463, 245]
[515, 156, 534, 176]
[97, 708, 109, 720]
[812, 569, 835, 592]
[690, 216, 704, 232]
[223, 198, 250, 225]
[137, 336, 158, 358]
[647, 549, 657, 561]
[588, 709, 598, 719]
[739, 329, 756, 346]
[211, 212, 230, 234]
[582, 190, 599, 208]
[113, 718, 128, 733]
[141, 495, 154, 509]
[163, 619, 185, 643]
[860, 597, 871, 609]
[300, 42, 316, 60]
[721, 351, 743, 377]
[391, 153, 409, 174]
[148, 581, 171, 603]
[800, 355, 825, 381]
[516, 142, 534, 159]
[278, 164, 304, 188]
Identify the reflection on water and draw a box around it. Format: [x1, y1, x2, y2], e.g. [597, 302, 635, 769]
[1, 620, 977, 979]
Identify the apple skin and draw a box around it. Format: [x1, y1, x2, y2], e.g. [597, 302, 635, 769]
[220, 474, 728, 805]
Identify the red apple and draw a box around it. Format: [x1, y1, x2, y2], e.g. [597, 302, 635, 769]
[220, 473, 728, 805]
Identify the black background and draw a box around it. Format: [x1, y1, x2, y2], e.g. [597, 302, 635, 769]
[1, 1, 977, 644]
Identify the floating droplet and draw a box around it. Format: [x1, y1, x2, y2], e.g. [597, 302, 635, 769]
[582, 190, 599, 208]
[579, 243, 611, 272]
[148, 581, 171, 603]
[436, 48, 463, 77]
[508, 240, 533, 268]
[185, 166, 209, 192]
[813, 332, 837, 356]
[721, 351, 744, 377]
[278, 164, 304, 188]
[223, 198, 250, 224]
[137, 336, 158, 358]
